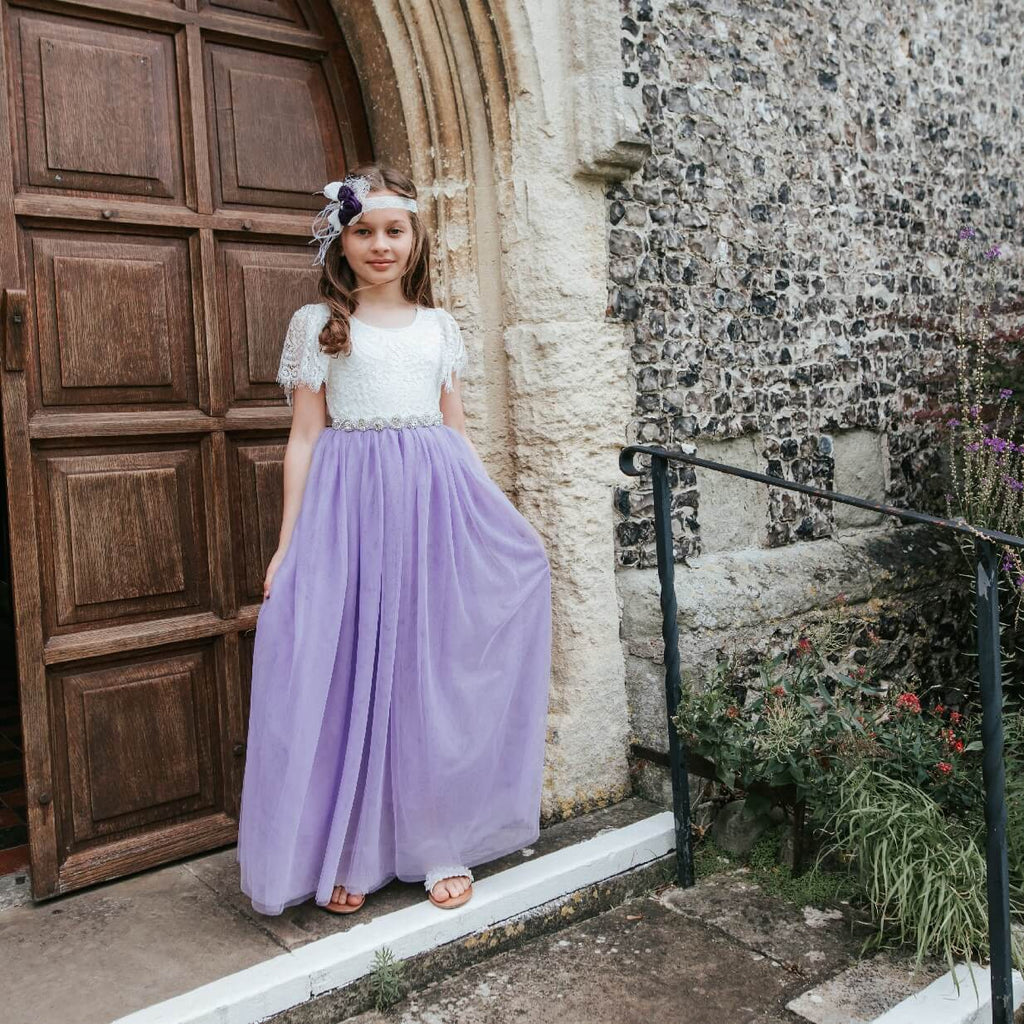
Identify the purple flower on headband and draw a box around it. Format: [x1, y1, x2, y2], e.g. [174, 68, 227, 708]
[336, 185, 363, 226]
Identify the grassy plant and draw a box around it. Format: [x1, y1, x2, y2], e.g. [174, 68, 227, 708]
[747, 828, 861, 908]
[368, 945, 406, 1013]
[692, 835, 735, 879]
[822, 766, 1024, 977]
[1005, 713, 1024, 902]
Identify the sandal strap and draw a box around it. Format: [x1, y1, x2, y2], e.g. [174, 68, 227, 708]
[424, 864, 474, 893]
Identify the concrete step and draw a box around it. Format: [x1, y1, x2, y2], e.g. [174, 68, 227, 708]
[0, 797, 674, 1024]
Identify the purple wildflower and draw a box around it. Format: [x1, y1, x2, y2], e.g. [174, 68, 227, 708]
[985, 436, 1010, 453]
[1003, 474, 1024, 492]
[966, 442, 981, 452]
[959, 226, 977, 240]
[970, 405, 980, 417]
[1001, 388, 1014, 399]
[947, 417, 961, 427]
[985, 245, 1002, 260]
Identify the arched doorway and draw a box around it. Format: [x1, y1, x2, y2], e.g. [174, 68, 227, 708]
[0, 0, 375, 898]
[0, 0, 643, 902]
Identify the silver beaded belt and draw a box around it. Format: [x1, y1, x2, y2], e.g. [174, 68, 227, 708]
[331, 411, 444, 431]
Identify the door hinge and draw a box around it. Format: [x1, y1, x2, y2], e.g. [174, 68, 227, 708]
[2, 288, 27, 372]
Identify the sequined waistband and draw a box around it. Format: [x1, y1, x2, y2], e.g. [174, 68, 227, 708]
[330, 411, 444, 431]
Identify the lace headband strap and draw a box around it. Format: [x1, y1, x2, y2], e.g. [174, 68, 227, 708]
[309, 174, 419, 266]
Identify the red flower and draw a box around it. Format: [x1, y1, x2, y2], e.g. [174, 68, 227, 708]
[772, 685, 786, 697]
[895, 692, 922, 714]
[795, 637, 813, 657]
[855, 666, 868, 679]
[935, 704, 946, 716]
[936, 761, 953, 775]
[953, 739, 965, 754]
[726, 706, 739, 719]
[950, 711, 963, 725]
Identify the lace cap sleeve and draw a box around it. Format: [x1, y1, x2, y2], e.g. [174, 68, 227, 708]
[276, 304, 331, 406]
[438, 308, 468, 393]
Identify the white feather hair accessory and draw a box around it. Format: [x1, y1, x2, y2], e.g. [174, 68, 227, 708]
[309, 175, 419, 266]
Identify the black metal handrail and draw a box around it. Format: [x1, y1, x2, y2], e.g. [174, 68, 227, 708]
[619, 442, 1022, 1024]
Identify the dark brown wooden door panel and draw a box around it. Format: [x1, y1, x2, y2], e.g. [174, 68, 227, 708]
[35, 442, 212, 634]
[51, 643, 222, 853]
[10, 9, 184, 202]
[206, 42, 345, 211]
[204, 0, 313, 31]
[0, 0, 374, 898]
[219, 240, 321, 403]
[231, 437, 286, 604]
[27, 228, 199, 411]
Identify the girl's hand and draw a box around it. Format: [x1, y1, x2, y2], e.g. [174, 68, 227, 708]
[263, 547, 287, 600]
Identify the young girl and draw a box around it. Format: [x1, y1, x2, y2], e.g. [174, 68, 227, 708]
[235, 164, 553, 916]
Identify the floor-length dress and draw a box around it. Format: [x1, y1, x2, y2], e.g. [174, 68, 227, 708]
[236, 301, 552, 916]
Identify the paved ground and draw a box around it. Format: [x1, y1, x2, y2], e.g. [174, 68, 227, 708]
[345, 873, 875, 1024]
[0, 798, 662, 1024]
[0, 797, 950, 1024]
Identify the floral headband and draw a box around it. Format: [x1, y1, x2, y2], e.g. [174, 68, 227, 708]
[309, 175, 419, 265]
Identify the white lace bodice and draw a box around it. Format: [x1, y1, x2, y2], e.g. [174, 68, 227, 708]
[275, 302, 468, 428]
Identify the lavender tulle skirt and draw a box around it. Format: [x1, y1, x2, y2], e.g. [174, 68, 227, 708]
[236, 422, 552, 916]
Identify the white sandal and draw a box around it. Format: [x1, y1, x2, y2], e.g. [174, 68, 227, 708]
[425, 864, 474, 909]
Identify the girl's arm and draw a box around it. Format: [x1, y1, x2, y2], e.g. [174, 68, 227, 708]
[277, 384, 328, 552]
[263, 384, 327, 599]
[440, 374, 484, 465]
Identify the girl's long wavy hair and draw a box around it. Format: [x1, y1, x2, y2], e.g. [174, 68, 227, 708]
[315, 163, 435, 357]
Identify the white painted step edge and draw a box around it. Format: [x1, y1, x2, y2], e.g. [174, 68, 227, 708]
[110, 810, 676, 1024]
[870, 962, 1024, 1024]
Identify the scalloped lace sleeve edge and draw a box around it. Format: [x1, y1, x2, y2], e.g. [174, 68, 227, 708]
[439, 308, 468, 394]
[276, 304, 331, 406]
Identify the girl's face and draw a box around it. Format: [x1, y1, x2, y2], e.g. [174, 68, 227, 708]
[340, 193, 416, 288]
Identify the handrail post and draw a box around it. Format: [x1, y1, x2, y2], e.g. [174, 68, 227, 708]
[650, 449, 694, 887]
[620, 442, 1022, 975]
[976, 537, 1013, 1024]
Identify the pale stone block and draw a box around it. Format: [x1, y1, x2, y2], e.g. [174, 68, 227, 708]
[832, 430, 889, 530]
[694, 434, 768, 554]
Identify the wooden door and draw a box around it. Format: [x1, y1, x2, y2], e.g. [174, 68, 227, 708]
[0, 0, 371, 898]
